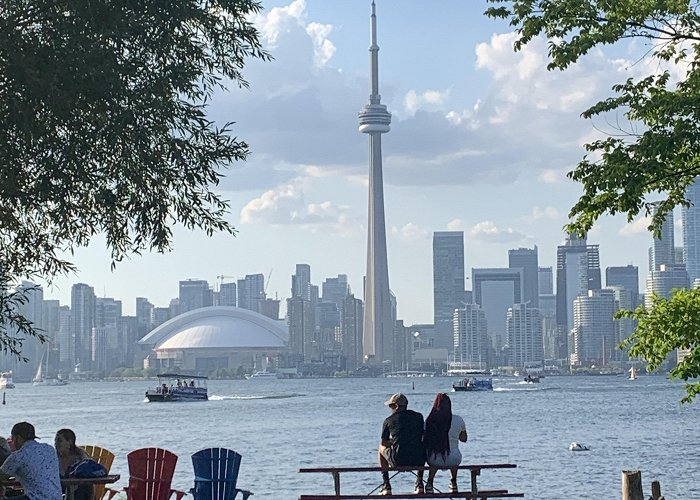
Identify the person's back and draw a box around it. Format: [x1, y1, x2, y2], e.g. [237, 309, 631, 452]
[382, 408, 425, 466]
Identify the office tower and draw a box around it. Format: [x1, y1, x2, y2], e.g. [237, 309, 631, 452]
[453, 304, 489, 370]
[607, 285, 637, 363]
[287, 296, 316, 363]
[509, 246, 539, 307]
[42, 300, 62, 376]
[292, 264, 311, 300]
[433, 231, 466, 349]
[135, 297, 153, 344]
[322, 275, 350, 306]
[11, 281, 44, 381]
[360, 1, 393, 366]
[257, 298, 280, 320]
[340, 294, 364, 371]
[683, 177, 700, 284]
[472, 268, 523, 354]
[95, 297, 122, 372]
[507, 303, 543, 368]
[91, 327, 108, 373]
[570, 289, 615, 367]
[57, 306, 71, 368]
[179, 279, 212, 314]
[645, 263, 689, 308]
[152, 307, 171, 328]
[650, 202, 675, 271]
[606, 265, 639, 307]
[538, 267, 554, 295]
[393, 320, 412, 372]
[237, 274, 265, 312]
[555, 233, 601, 358]
[219, 282, 237, 307]
[71, 283, 95, 372]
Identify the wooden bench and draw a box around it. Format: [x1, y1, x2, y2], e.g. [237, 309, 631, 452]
[298, 464, 523, 499]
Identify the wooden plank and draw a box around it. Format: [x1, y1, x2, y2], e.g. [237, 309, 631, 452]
[299, 464, 517, 473]
[298, 492, 524, 500]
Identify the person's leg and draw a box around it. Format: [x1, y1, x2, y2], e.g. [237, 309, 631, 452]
[414, 467, 424, 493]
[378, 445, 392, 493]
[449, 467, 459, 492]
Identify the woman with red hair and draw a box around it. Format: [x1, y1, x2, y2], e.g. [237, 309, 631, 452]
[423, 393, 467, 493]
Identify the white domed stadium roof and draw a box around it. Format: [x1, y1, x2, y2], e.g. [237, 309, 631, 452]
[138, 306, 288, 351]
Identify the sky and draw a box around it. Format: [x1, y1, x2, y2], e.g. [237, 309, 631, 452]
[44, 0, 675, 323]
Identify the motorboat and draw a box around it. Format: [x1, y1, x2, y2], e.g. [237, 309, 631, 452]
[0, 371, 15, 389]
[452, 377, 493, 392]
[569, 442, 590, 452]
[524, 375, 540, 383]
[246, 370, 281, 380]
[145, 373, 208, 402]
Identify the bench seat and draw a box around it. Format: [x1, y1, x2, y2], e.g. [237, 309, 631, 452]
[299, 490, 524, 499]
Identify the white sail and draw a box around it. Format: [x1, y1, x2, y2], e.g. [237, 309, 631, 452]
[33, 352, 45, 383]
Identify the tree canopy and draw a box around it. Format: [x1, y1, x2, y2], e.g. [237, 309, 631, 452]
[0, 0, 270, 356]
[486, 0, 700, 401]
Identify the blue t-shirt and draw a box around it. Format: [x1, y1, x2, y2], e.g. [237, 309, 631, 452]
[1, 440, 62, 500]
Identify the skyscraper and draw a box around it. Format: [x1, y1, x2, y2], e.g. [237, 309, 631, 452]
[650, 201, 675, 271]
[360, 1, 393, 365]
[453, 303, 489, 370]
[219, 282, 237, 307]
[682, 177, 700, 285]
[237, 274, 265, 312]
[555, 233, 601, 358]
[179, 279, 213, 314]
[71, 283, 95, 372]
[507, 303, 543, 368]
[291, 264, 311, 300]
[433, 231, 466, 349]
[472, 267, 523, 354]
[570, 289, 615, 367]
[509, 246, 539, 307]
[606, 265, 639, 307]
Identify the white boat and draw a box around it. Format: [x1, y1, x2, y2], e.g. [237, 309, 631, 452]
[628, 367, 638, 380]
[32, 350, 67, 386]
[246, 370, 281, 380]
[0, 371, 15, 389]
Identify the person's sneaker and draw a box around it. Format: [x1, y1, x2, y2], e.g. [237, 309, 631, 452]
[449, 480, 458, 493]
[414, 481, 424, 494]
[379, 482, 392, 496]
[424, 482, 434, 494]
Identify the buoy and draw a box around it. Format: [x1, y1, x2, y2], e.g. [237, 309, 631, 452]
[412, 381, 415, 390]
[2, 391, 6, 405]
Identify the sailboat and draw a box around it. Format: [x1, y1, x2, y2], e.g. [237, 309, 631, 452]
[628, 366, 638, 380]
[33, 350, 67, 386]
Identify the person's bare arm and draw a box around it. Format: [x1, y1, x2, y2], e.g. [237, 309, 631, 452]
[459, 430, 468, 442]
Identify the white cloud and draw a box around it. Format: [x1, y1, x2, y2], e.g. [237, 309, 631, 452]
[391, 223, 429, 241]
[539, 169, 568, 184]
[469, 221, 533, 244]
[619, 217, 652, 236]
[254, 0, 307, 47]
[404, 89, 450, 114]
[447, 218, 467, 231]
[531, 206, 561, 220]
[306, 22, 336, 68]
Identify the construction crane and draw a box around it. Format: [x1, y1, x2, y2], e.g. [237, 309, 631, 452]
[216, 275, 236, 292]
[264, 269, 273, 297]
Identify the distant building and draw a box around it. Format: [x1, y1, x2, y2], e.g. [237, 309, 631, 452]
[287, 296, 316, 363]
[322, 274, 350, 306]
[472, 267, 522, 354]
[237, 274, 265, 312]
[340, 294, 363, 371]
[607, 285, 637, 364]
[606, 265, 639, 307]
[645, 263, 689, 308]
[570, 289, 615, 367]
[433, 231, 466, 349]
[507, 303, 543, 368]
[219, 282, 237, 307]
[650, 202, 675, 271]
[509, 246, 539, 307]
[71, 283, 96, 372]
[179, 279, 213, 314]
[292, 264, 312, 300]
[682, 177, 700, 284]
[538, 266, 554, 295]
[453, 303, 489, 370]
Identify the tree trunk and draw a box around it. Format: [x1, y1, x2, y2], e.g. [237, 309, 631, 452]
[622, 470, 644, 500]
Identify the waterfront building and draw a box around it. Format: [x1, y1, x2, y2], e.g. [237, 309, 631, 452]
[650, 201, 675, 271]
[71, 283, 95, 372]
[360, 1, 394, 366]
[509, 246, 539, 307]
[538, 266, 554, 295]
[135, 297, 153, 340]
[453, 303, 489, 370]
[287, 295, 316, 363]
[237, 274, 265, 312]
[472, 267, 522, 354]
[645, 263, 689, 308]
[607, 285, 637, 364]
[606, 265, 639, 307]
[57, 306, 71, 367]
[507, 303, 543, 368]
[179, 279, 213, 314]
[219, 282, 237, 307]
[433, 231, 466, 350]
[555, 233, 601, 358]
[257, 298, 280, 320]
[153, 307, 170, 328]
[340, 294, 363, 371]
[570, 289, 615, 367]
[682, 177, 700, 284]
[95, 297, 122, 372]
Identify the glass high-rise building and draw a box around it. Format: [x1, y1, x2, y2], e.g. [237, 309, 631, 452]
[683, 177, 700, 285]
[71, 283, 95, 372]
[606, 265, 639, 307]
[237, 274, 265, 312]
[509, 247, 539, 307]
[650, 201, 675, 271]
[433, 231, 466, 349]
[178, 279, 212, 314]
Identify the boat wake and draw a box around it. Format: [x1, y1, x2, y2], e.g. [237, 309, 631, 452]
[494, 386, 556, 392]
[208, 393, 305, 401]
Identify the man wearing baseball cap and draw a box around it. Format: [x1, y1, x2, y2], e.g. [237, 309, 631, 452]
[377, 393, 426, 495]
[0, 422, 62, 500]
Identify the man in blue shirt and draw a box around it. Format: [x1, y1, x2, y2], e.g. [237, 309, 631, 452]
[0, 422, 62, 500]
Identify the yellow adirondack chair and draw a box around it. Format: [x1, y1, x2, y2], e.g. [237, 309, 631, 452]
[80, 445, 116, 500]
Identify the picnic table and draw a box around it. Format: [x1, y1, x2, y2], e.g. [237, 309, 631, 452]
[298, 464, 523, 499]
[1, 474, 121, 500]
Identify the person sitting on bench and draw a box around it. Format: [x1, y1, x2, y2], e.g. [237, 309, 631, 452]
[378, 393, 426, 495]
[423, 393, 468, 493]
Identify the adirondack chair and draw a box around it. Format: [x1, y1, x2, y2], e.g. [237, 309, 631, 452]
[191, 448, 252, 500]
[107, 447, 186, 500]
[80, 445, 115, 500]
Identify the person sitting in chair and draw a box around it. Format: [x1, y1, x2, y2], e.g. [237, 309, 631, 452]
[55, 429, 93, 500]
[0, 422, 62, 500]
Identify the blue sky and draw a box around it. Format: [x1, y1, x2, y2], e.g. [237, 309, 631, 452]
[47, 0, 668, 323]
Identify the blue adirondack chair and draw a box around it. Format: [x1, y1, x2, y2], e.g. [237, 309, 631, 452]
[191, 448, 252, 500]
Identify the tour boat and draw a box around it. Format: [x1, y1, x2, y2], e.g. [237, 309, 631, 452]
[145, 373, 208, 402]
[0, 371, 15, 389]
[452, 377, 493, 392]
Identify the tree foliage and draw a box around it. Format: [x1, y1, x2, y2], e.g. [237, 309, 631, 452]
[486, 0, 700, 401]
[0, 1, 270, 356]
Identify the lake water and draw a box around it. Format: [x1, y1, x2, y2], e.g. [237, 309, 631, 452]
[3, 375, 698, 499]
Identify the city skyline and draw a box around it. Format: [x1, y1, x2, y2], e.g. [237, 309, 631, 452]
[40, 0, 672, 324]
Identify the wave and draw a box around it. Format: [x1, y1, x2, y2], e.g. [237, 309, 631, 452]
[208, 393, 305, 401]
[494, 386, 556, 392]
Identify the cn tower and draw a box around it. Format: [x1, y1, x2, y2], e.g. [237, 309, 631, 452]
[359, 1, 393, 366]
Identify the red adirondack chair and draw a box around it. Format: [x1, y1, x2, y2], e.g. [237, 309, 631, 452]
[107, 447, 186, 500]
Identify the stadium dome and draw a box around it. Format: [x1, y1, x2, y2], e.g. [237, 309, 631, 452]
[138, 306, 288, 371]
